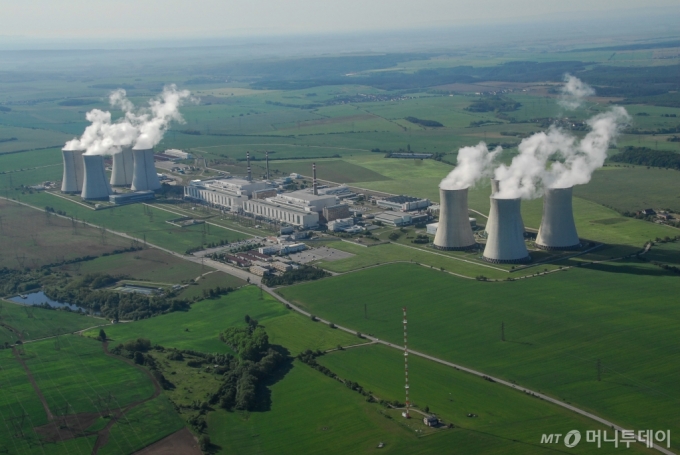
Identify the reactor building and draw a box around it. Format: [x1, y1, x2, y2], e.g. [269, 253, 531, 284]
[81, 155, 113, 200]
[483, 196, 531, 264]
[535, 186, 581, 250]
[61, 148, 85, 194]
[433, 187, 476, 250]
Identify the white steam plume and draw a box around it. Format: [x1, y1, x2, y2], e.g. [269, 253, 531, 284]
[64, 85, 194, 155]
[559, 74, 595, 110]
[439, 142, 501, 190]
[494, 106, 630, 199]
[131, 85, 193, 150]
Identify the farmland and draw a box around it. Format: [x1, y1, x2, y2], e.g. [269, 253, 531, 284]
[279, 262, 680, 450]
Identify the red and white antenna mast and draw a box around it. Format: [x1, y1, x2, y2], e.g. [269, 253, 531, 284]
[403, 307, 410, 419]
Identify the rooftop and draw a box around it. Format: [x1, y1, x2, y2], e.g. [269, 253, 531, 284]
[382, 195, 427, 204]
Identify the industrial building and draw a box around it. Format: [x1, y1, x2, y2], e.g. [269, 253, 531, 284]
[433, 188, 476, 251]
[327, 217, 354, 232]
[374, 212, 413, 226]
[242, 190, 338, 229]
[81, 155, 113, 200]
[377, 195, 430, 211]
[61, 148, 85, 194]
[483, 196, 531, 264]
[536, 187, 581, 250]
[249, 265, 270, 277]
[323, 203, 350, 222]
[109, 191, 155, 205]
[184, 177, 276, 212]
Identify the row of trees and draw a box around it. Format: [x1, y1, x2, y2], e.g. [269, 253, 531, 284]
[609, 147, 680, 170]
[261, 265, 330, 286]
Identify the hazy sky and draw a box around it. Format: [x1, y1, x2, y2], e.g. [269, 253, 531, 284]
[2, 0, 679, 41]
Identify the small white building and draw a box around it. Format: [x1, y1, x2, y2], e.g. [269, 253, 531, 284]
[328, 217, 355, 232]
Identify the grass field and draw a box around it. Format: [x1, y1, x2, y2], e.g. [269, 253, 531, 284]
[13, 193, 251, 254]
[97, 395, 184, 455]
[0, 299, 107, 345]
[87, 286, 357, 355]
[208, 355, 647, 454]
[279, 262, 680, 449]
[0, 198, 131, 268]
[21, 336, 155, 415]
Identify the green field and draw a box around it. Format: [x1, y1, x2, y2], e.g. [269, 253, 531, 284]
[87, 286, 357, 355]
[21, 336, 155, 415]
[11, 193, 251, 254]
[279, 262, 680, 449]
[0, 298, 107, 345]
[98, 395, 184, 455]
[0, 198, 132, 268]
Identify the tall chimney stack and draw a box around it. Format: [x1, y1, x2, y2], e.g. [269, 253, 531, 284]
[247, 152, 252, 181]
[265, 151, 270, 181]
[312, 162, 318, 195]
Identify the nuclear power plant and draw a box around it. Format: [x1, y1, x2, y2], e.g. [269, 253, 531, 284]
[131, 148, 161, 192]
[110, 147, 134, 186]
[81, 155, 113, 200]
[536, 187, 581, 250]
[433, 187, 476, 250]
[61, 148, 85, 194]
[483, 196, 531, 263]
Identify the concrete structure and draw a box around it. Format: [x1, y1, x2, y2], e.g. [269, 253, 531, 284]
[81, 155, 113, 200]
[280, 243, 306, 254]
[328, 217, 354, 232]
[110, 148, 134, 186]
[246, 152, 252, 181]
[272, 261, 292, 272]
[61, 148, 85, 194]
[433, 188, 476, 251]
[483, 197, 530, 264]
[484, 179, 500, 236]
[184, 178, 275, 211]
[163, 149, 191, 160]
[312, 162, 318, 196]
[318, 185, 355, 199]
[377, 195, 430, 211]
[243, 199, 319, 228]
[374, 211, 412, 226]
[427, 218, 476, 236]
[109, 191, 154, 205]
[323, 203, 350, 222]
[131, 148, 161, 191]
[249, 265, 270, 276]
[536, 187, 581, 250]
[253, 188, 278, 200]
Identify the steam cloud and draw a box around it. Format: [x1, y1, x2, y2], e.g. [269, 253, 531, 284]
[440, 142, 501, 190]
[558, 74, 595, 110]
[493, 106, 630, 199]
[64, 85, 193, 155]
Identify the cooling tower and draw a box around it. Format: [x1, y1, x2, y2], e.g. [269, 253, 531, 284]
[61, 148, 85, 193]
[110, 148, 134, 186]
[433, 188, 476, 250]
[536, 187, 581, 250]
[484, 178, 500, 237]
[81, 155, 113, 200]
[131, 148, 161, 191]
[483, 196, 531, 263]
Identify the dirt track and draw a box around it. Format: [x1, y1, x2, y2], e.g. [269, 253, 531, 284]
[132, 428, 201, 455]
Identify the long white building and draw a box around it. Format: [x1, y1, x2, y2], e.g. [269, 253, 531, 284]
[184, 178, 276, 212]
